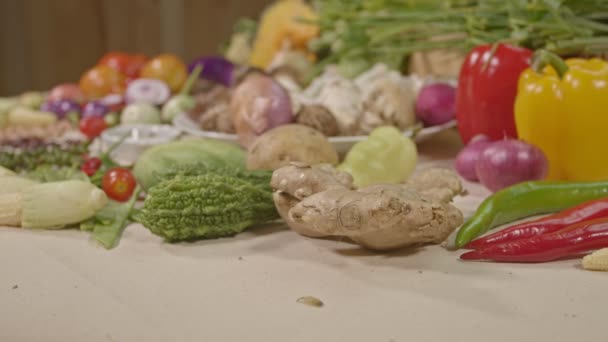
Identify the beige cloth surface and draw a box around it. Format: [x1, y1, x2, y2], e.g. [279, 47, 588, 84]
[1, 130, 606, 342]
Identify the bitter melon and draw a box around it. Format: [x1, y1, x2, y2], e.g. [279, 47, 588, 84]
[138, 172, 278, 242]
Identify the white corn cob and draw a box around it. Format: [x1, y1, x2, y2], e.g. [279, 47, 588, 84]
[0, 193, 22, 227]
[582, 248, 608, 272]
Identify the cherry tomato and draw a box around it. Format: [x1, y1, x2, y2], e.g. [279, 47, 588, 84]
[125, 54, 148, 78]
[47, 83, 86, 103]
[102, 168, 137, 202]
[98, 52, 149, 78]
[79, 116, 108, 139]
[81, 157, 103, 176]
[79, 65, 126, 99]
[140, 54, 187, 93]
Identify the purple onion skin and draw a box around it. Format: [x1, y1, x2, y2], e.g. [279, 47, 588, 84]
[82, 101, 110, 119]
[415, 83, 457, 126]
[40, 99, 81, 119]
[188, 56, 234, 87]
[476, 139, 549, 192]
[454, 135, 491, 182]
[230, 72, 294, 148]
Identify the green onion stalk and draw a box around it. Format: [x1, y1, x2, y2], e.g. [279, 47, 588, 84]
[309, 0, 608, 77]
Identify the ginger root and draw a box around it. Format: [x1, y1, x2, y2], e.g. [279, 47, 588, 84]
[271, 162, 354, 237]
[272, 163, 464, 250]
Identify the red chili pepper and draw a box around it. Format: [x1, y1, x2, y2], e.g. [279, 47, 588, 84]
[456, 44, 533, 144]
[460, 218, 608, 263]
[465, 197, 608, 249]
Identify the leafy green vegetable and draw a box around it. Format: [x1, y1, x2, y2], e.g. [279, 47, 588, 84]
[27, 165, 89, 182]
[133, 139, 246, 191]
[80, 186, 140, 249]
[311, 0, 608, 77]
[0, 140, 89, 173]
[137, 171, 277, 242]
[89, 132, 131, 187]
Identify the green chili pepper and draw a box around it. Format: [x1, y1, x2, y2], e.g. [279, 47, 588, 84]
[454, 180, 608, 249]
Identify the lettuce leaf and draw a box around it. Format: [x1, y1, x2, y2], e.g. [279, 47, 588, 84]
[80, 186, 140, 249]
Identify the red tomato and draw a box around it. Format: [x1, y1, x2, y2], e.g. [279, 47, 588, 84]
[47, 83, 86, 103]
[98, 52, 149, 78]
[125, 54, 148, 78]
[79, 117, 108, 139]
[79, 65, 126, 99]
[140, 54, 187, 93]
[102, 168, 137, 202]
[81, 157, 103, 176]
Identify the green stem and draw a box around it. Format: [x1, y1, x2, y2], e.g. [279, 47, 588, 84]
[532, 50, 570, 79]
[180, 64, 203, 96]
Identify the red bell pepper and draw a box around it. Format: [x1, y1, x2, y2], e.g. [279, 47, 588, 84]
[460, 218, 608, 263]
[456, 44, 533, 144]
[465, 197, 608, 249]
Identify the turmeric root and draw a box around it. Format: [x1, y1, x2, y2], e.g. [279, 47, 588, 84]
[272, 163, 464, 250]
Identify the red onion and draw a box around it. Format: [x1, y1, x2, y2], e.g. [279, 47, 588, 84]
[125, 78, 170, 105]
[476, 139, 548, 192]
[454, 134, 491, 182]
[230, 72, 294, 148]
[82, 101, 110, 119]
[99, 94, 125, 112]
[415, 83, 456, 126]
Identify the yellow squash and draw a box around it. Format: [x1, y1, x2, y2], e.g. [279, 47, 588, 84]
[515, 51, 608, 181]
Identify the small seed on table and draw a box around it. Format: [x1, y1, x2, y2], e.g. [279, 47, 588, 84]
[297, 296, 323, 307]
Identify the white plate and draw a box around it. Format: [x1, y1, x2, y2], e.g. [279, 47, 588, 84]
[173, 112, 457, 154]
[99, 124, 182, 165]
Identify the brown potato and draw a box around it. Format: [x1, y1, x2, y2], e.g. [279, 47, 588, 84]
[247, 124, 339, 170]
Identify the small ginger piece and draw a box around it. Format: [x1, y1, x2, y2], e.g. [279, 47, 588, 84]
[582, 248, 608, 272]
[272, 163, 354, 237]
[271, 162, 354, 199]
[405, 167, 465, 203]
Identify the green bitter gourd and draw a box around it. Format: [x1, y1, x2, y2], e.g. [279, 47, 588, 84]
[138, 172, 278, 242]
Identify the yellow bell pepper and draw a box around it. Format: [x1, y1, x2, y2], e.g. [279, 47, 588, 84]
[515, 51, 608, 181]
[249, 0, 319, 69]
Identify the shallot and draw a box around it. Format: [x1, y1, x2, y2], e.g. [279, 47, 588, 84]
[415, 83, 456, 126]
[476, 139, 548, 192]
[454, 135, 491, 182]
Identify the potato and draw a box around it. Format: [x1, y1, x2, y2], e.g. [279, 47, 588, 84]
[247, 124, 339, 170]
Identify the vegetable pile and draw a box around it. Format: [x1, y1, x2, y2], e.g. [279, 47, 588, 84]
[2, 0, 608, 275]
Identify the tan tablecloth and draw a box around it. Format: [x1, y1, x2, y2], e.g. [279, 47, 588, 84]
[1, 130, 605, 342]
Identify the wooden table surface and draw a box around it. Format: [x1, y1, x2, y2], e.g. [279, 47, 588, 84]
[1, 130, 605, 342]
